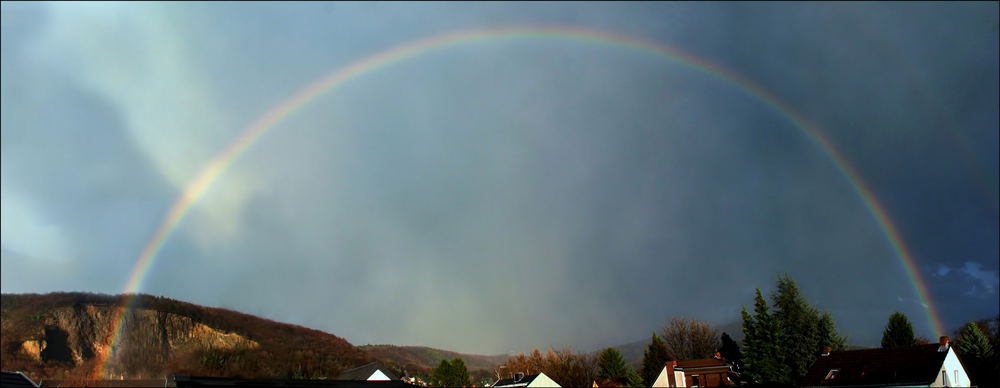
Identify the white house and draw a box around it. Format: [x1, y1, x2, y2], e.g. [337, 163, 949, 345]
[652, 355, 740, 387]
[492, 372, 561, 388]
[802, 336, 972, 387]
[336, 361, 399, 381]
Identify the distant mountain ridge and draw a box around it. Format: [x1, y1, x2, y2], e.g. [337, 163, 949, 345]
[0, 292, 507, 382]
[361, 344, 510, 378]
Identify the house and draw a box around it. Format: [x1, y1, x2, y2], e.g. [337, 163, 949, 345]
[172, 375, 412, 387]
[39, 378, 175, 387]
[1, 371, 39, 388]
[652, 353, 740, 387]
[492, 372, 561, 388]
[802, 336, 971, 387]
[336, 361, 399, 381]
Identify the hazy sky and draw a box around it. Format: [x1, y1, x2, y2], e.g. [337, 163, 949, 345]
[2, 2, 997, 355]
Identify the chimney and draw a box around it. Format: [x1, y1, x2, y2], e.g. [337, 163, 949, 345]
[666, 361, 677, 387]
[939, 336, 950, 352]
[822, 347, 832, 356]
[714, 352, 722, 359]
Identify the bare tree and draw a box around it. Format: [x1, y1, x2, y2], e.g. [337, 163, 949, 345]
[661, 317, 721, 361]
[497, 347, 598, 387]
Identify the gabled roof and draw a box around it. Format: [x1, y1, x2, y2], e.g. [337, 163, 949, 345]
[173, 375, 412, 387]
[493, 373, 540, 387]
[675, 357, 731, 370]
[39, 379, 174, 387]
[1, 372, 39, 388]
[336, 361, 399, 381]
[802, 344, 951, 386]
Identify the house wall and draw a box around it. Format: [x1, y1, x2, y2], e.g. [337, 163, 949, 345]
[367, 369, 391, 381]
[652, 367, 670, 388]
[651, 367, 687, 388]
[685, 371, 731, 387]
[526, 372, 561, 387]
[930, 348, 971, 387]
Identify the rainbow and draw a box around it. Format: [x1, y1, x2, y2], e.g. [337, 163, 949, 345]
[100, 25, 945, 376]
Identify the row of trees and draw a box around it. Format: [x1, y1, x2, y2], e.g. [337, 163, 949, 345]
[496, 346, 650, 387]
[485, 273, 996, 387]
[739, 274, 846, 385]
[500, 348, 601, 387]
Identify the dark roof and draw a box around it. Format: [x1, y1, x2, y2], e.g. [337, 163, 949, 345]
[675, 358, 731, 370]
[802, 344, 952, 387]
[39, 379, 174, 387]
[335, 361, 399, 381]
[172, 375, 411, 387]
[1, 371, 39, 388]
[493, 373, 540, 387]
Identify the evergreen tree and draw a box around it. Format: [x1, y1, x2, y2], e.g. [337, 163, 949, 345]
[957, 321, 995, 358]
[956, 321, 996, 386]
[625, 366, 643, 387]
[640, 333, 670, 387]
[741, 288, 790, 385]
[450, 358, 471, 387]
[772, 273, 820, 383]
[719, 332, 743, 374]
[431, 358, 470, 387]
[741, 305, 758, 381]
[881, 312, 917, 349]
[816, 311, 847, 353]
[597, 347, 629, 380]
[597, 347, 642, 387]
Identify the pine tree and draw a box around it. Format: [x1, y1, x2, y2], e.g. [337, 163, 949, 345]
[451, 358, 471, 386]
[597, 347, 629, 380]
[956, 320, 996, 386]
[772, 273, 821, 383]
[741, 288, 790, 385]
[431, 358, 470, 387]
[957, 321, 995, 358]
[816, 311, 847, 353]
[640, 333, 670, 387]
[881, 312, 917, 349]
[719, 332, 743, 374]
[741, 305, 758, 382]
[597, 347, 642, 387]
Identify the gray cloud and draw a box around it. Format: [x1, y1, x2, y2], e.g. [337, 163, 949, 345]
[2, 2, 997, 354]
[961, 261, 998, 296]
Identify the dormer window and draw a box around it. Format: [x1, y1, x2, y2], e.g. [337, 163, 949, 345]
[825, 368, 840, 381]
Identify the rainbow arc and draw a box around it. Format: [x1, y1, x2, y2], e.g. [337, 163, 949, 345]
[99, 26, 944, 376]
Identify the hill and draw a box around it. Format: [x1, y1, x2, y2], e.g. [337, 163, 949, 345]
[1, 292, 371, 381]
[361, 344, 510, 379]
[0, 292, 516, 384]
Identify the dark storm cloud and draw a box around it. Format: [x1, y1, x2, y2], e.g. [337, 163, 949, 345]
[2, 2, 996, 354]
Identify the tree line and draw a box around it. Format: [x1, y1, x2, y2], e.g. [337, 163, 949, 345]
[479, 273, 999, 387]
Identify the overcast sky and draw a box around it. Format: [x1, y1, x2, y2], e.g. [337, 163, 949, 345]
[2, 2, 997, 355]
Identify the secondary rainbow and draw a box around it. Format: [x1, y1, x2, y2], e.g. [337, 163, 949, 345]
[100, 25, 945, 375]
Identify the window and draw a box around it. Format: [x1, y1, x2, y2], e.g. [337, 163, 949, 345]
[942, 370, 950, 386]
[955, 370, 959, 386]
[825, 369, 840, 381]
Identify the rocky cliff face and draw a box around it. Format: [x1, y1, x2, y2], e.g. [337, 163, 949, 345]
[11, 304, 258, 367]
[1, 293, 370, 381]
